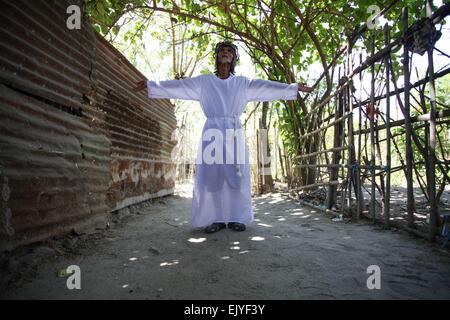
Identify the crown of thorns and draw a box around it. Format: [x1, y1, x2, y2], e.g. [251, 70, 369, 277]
[214, 41, 240, 64]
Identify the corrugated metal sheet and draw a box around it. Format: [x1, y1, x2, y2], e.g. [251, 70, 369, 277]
[94, 35, 177, 211]
[0, 0, 176, 250]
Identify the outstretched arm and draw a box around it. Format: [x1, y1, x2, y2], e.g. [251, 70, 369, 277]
[246, 78, 313, 102]
[133, 76, 202, 101]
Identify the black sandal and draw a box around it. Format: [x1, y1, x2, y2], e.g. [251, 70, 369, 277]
[227, 222, 246, 232]
[204, 222, 226, 234]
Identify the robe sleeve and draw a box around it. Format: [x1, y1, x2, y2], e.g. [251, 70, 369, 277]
[246, 78, 298, 102]
[147, 76, 202, 101]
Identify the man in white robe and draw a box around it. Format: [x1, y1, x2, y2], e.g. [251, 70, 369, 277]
[134, 41, 313, 233]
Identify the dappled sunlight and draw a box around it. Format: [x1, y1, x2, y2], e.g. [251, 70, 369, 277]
[188, 237, 206, 243]
[160, 259, 179, 267]
[257, 223, 272, 228]
[250, 236, 265, 241]
[289, 208, 304, 216]
[268, 198, 284, 204]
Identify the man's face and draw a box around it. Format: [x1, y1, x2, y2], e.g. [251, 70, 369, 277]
[216, 46, 234, 64]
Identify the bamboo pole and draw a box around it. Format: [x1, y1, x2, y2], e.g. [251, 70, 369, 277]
[304, 3, 450, 121]
[426, 0, 439, 241]
[347, 47, 357, 218]
[304, 37, 403, 120]
[376, 119, 450, 144]
[326, 68, 344, 209]
[384, 24, 392, 227]
[294, 164, 386, 169]
[297, 199, 340, 217]
[296, 146, 348, 160]
[294, 180, 341, 191]
[298, 113, 351, 141]
[351, 67, 450, 110]
[403, 7, 415, 228]
[370, 35, 376, 223]
[388, 58, 450, 188]
[353, 109, 450, 135]
[341, 63, 348, 215]
[357, 52, 363, 220]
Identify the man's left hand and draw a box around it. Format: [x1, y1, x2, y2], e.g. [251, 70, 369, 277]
[298, 83, 313, 93]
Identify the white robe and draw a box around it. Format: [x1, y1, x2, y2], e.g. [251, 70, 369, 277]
[147, 74, 298, 227]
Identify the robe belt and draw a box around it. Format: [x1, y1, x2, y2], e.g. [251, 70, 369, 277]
[206, 116, 243, 178]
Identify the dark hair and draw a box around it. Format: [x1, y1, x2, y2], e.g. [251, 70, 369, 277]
[213, 41, 239, 75]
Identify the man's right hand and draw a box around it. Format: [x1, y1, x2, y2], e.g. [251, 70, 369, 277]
[133, 80, 147, 92]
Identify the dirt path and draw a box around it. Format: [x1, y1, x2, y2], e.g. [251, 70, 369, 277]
[1, 182, 450, 299]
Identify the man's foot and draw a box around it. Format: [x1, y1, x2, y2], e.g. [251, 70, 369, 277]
[204, 222, 226, 234]
[227, 222, 246, 232]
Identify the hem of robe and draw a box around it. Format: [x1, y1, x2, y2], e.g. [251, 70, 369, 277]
[190, 179, 253, 228]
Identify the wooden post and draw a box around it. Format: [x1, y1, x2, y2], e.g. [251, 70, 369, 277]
[259, 119, 266, 190]
[259, 102, 274, 193]
[256, 127, 261, 195]
[275, 108, 286, 182]
[384, 24, 392, 227]
[426, 0, 439, 240]
[274, 123, 278, 181]
[403, 7, 415, 228]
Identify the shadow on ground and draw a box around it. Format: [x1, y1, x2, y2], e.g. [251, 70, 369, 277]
[1, 182, 449, 299]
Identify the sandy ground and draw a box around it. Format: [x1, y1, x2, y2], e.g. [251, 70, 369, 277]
[1, 181, 450, 300]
